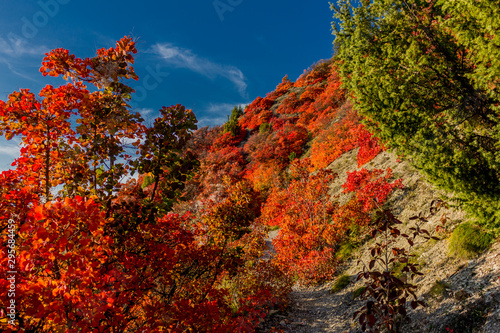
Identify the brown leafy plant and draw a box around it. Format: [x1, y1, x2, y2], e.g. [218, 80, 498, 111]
[354, 199, 448, 332]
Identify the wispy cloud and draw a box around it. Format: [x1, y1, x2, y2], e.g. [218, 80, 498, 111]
[0, 36, 48, 57]
[134, 108, 155, 116]
[0, 139, 21, 158]
[0, 36, 48, 80]
[152, 43, 248, 98]
[0, 146, 20, 159]
[0, 57, 38, 81]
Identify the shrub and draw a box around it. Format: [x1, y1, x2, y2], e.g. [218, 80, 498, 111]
[448, 223, 494, 259]
[429, 280, 451, 299]
[259, 122, 271, 134]
[223, 105, 244, 136]
[335, 241, 356, 261]
[353, 200, 447, 333]
[332, 0, 500, 232]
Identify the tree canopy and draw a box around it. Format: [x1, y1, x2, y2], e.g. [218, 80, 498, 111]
[332, 0, 500, 231]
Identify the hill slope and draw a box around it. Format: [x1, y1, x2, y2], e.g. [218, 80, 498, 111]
[188, 57, 500, 332]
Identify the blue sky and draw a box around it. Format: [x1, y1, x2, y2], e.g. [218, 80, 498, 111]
[0, 0, 335, 171]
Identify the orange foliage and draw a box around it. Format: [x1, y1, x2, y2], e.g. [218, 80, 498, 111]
[261, 159, 339, 283]
[246, 162, 283, 191]
[249, 123, 308, 167]
[275, 92, 303, 115]
[1, 37, 297, 332]
[293, 59, 332, 88]
[310, 107, 364, 170]
[266, 75, 293, 101]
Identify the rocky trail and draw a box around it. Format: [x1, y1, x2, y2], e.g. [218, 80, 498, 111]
[258, 241, 500, 333]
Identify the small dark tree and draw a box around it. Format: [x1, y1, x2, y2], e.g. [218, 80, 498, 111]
[224, 105, 244, 136]
[354, 199, 448, 332]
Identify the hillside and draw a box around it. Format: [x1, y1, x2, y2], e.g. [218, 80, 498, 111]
[189, 59, 499, 332]
[258, 150, 500, 333]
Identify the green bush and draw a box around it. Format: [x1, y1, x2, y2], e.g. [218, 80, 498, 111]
[332, 0, 500, 233]
[331, 274, 350, 293]
[269, 225, 280, 232]
[259, 122, 271, 134]
[352, 286, 366, 300]
[223, 105, 244, 136]
[448, 223, 494, 259]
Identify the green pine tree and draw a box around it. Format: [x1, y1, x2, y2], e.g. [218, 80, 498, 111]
[331, 0, 500, 232]
[224, 105, 244, 136]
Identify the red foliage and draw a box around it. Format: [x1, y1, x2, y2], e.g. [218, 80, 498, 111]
[356, 127, 384, 167]
[310, 107, 364, 170]
[293, 60, 332, 88]
[250, 123, 308, 167]
[270, 116, 290, 131]
[1, 38, 297, 333]
[203, 146, 247, 184]
[275, 92, 303, 115]
[342, 168, 403, 212]
[186, 126, 222, 160]
[313, 66, 343, 111]
[239, 97, 275, 131]
[211, 126, 247, 151]
[300, 84, 326, 102]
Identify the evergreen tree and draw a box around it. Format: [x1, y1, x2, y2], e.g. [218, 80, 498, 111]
[331, 0, 500, 231]
[223, 105, 244, 136]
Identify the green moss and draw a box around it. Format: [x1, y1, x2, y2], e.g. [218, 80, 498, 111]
[429, 280, 451, 299]
[335, 225, 364, 261]
[259, 122, 271, 134]
[331, 274, 351, 293]
[269, 225, 281, 232]
[335, 242, 355, 261]
[448, 223, 494, 259]
[352, 286, 366, 299]
[391, 255, 425, 280]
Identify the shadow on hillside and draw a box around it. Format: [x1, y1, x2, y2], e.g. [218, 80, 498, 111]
[403, 246, 500, 333]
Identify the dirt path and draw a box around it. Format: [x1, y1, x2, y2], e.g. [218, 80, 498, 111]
[258, 151, 500, 332]
[258, 241, 500, 333]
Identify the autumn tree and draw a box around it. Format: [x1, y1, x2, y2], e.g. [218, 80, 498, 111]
[0, 37, 289, 332]
[0, 85, 83, 202]
[39, 37, 144, 210]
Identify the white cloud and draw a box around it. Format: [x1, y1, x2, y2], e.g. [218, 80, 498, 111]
[0, 139, 21, 158]
[0, 36, 47, 57]
[152, 43, 248, 98]
[197, 116, 228, 128]
[197, 102, 250, 127]
[205, 102, 235, 115]
[0, 138, 21, 172]
[0, 36, 48, 80]
[134, 108, 155, 116]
